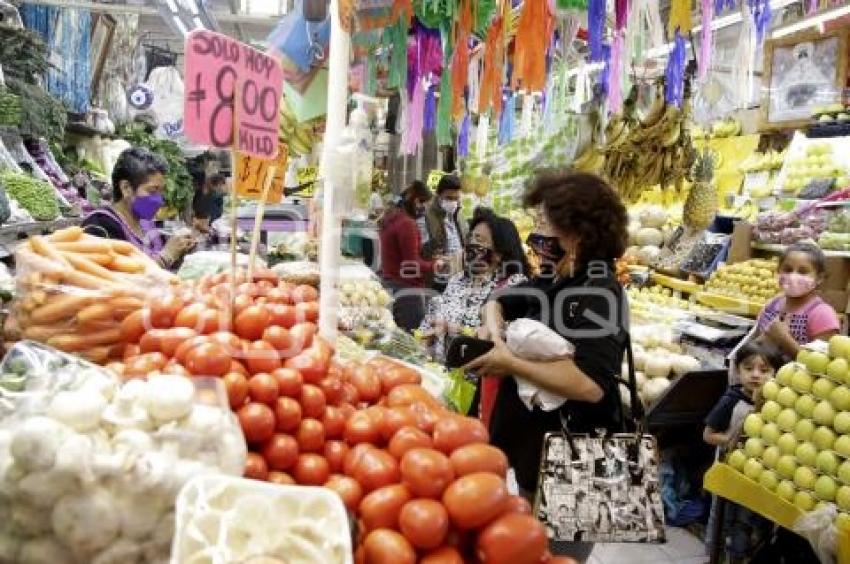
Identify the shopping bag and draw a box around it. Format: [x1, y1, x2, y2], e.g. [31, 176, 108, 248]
[533, 334, 666, 544]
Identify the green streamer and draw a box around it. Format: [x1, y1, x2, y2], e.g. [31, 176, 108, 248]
[365, 54, 377, 96]
[473, 0, 496, 37]
[387, 17, 408, 91]
[557, 0, 588, 8]
[436, 67, 453, 146]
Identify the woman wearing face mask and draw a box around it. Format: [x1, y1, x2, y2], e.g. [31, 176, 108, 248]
[470, 173, 628, 533]
[83, 147, 195, 269]
[379, 181, 439, 331]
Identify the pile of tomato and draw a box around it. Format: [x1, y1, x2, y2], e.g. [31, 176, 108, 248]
[109, 270, 573, 564]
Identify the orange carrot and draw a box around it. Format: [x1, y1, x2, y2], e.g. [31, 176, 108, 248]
[47, 326, 122, 351]
[22, 324, 65, 341]
[109, 240, 137, 255]
[54, 240, 113, 254]
[48, 226, 83, 243]
[109, 254, 145, 274]
[77, 303, 115, 325]
[60, 270, 113, 290]
[81, 346, 111, 364]
[30, 294, 91, 324]
[63, 253, 122, 283]
[29, 236, 70, 268]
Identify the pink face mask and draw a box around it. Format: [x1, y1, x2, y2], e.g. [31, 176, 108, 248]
[779, 273, 817, 298]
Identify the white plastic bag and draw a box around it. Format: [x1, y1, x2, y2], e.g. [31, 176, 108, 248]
[145, 66, 184, 142]
[793, 504, 838, 564]
[505, 319, 575, 412]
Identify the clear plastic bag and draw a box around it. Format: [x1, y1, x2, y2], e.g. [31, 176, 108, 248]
[0, 341, 247, 564]
[177, 251, 266, 281]
[793, 504, 838, 564]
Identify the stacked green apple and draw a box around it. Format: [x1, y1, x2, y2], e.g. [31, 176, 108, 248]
[727, 336, 850, 517]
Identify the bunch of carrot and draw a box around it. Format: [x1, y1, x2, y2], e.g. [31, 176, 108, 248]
[14, 226, 175, 363]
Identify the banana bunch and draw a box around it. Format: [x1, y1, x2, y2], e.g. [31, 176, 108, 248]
[279, 97, 318, 156]
[730, 199, 759, 222]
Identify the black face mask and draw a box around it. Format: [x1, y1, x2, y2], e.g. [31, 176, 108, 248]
[527, 233, 566, 262]
[464, 243, 494, 275]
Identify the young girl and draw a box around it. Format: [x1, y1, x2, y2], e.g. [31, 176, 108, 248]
[757, 242, 840, 358]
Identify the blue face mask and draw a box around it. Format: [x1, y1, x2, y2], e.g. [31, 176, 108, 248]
[131, 193, 164, 221]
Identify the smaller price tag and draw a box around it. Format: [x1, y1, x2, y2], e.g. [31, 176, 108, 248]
[296, 166, 318, 197]
[235, 147, 288, 203]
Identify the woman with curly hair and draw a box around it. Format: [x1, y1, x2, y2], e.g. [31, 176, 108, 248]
[469, 172, 629, 500]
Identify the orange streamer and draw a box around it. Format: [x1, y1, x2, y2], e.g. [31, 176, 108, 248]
[451, 0, 473, 119]
[479, 13, 505, 114]
[391, 0, 413, 23]
[512, 0, 553, 92]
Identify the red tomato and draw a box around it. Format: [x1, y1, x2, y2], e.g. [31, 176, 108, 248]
[273, 396, 302, 432]
[158, 327, 199, 357]
[325, 474, 363, 511]
[149, 294, 184, 328]
[120, 309, 147, 344]
[340, 383, 360, 406]
[266, 288, 293, 306]
[379, 366, 421, 395]
[292, 453, 330, 485]
[252, 267, 279, 284]
[196, 308, 223, 334]
[387, 384, 442, 409]
[255, 279, 275, 296]
[229, 359, 249, 376]
[268, 471, 295, 485]
[237, 282, 260, 298]
[344, 411, 381, 445]
[223, 372, 249, 408]
[285, 350, 326, 384]
[300, 384, 327, 419]
[319, 376, 343, 406]
[400, 448, 454, 499]
[379, 408, 418, 442]
[123, 343, 141, 362]
[261, 434, 299, 471]
[289, 322, 316, 351]
[350, 448, 400, 493]
[433, 416, 489, 454]
[244, 452, 268, 480]
[338, 402, 356, 420]
[124, 352, 168, 376]
[292, 285, 318, 304]
[344, 444, 375, 476]
[502, 495, 533, 516]
[232, 293, 254, 316]
[449, 444, 509, 478]
[248, 373, 280, 405]
[185, 342, 231, 377]
[324, 440, 349, 473]
[295, 418, 325, 452]
[174, 303, 206, 331]
[358, 484, 412, 531]
[349, 365, 382, 403]
[322, 406, 346, 439]
[235, 305, 271, 341]
[295, 301, 319, 323]
[363, 529, 415, 564]
[442, 472, 509, 529]
[244, 341, 282, 374]
[407, 403, 441, 434]
[388, 426, 433, 460]
[399, 499, 450, 550]
[174, 335, 210, 364]
[237, 402, 276, 444]
[209, 331, 243, 357]
[420, 546, 464, 564]
[475, 513, 547, 564]
[262, 326, 292, 356]
[139, 329, 169, 354]
[271, 368, 303, 397]
[267, 303, 297, 329]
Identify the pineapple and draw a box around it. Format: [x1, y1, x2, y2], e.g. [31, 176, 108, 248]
[683, 149, 717, 231]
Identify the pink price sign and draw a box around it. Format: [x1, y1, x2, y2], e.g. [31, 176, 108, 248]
[184, 30, 283, 158]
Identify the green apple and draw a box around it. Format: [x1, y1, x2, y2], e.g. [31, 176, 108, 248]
[762, 446, 781, 469]
[795, 442, 819, 467]
[776, 364, 797, 386]
[794, 466, 818, 490]
[831, 387, 850, 411]
[834, 411, 850, 434]
[777, 432, 798, 455]
[792, 369, 814, 394]
[815, 475, 838, 502]
[827, 358, 850, 383]
[776, 364, 796, 386]
[727, 449, 748, 471]
[777, 408, 799, 432]
[794, 395, 817, 418]
[829, 335, 850, 361]
[814, 400, 837, 426]
[837, 511, 850, 530]
[777, 480, 797, 501]
[777, 454, 799, 479]
[817, 450, 840, 475]
[762, 380, 781, 401]
[805, 351, 831, 375]
[839, 460, 850, 484]
[836, 435, 850, 457]
[837, 486, 850, 511]
[798, 349, 812, 367]
[761, 423, 781, 445]
[794, 490, 816, 511]
[795, 419, 817, 442]
[813, 426, 838, 451]
[777, 386, 800, 408]
[761, 400, 782, 422]
[744, 458, 765, 481]
[744, 437, 766, 458]
[744, 413, 765, 437]
[759, 469, 779, 491]
[813, 377, 837, 400]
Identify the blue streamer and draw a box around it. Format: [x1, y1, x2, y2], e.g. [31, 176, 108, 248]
[499, 92, 515, 145]
[424, 86, 437, 132]
[715, 0, 736, 13]
[588, 0, 606, 62]
[457, 113, 470, 157]
[664, 31, 687, 107]
[748, 0, 771, 44]
[598, 44, 611, 95]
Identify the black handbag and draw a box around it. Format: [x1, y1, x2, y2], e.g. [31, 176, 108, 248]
[533, 333, 666, 544]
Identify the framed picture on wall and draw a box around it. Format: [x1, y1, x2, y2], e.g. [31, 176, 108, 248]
[761, 29, 848, 131]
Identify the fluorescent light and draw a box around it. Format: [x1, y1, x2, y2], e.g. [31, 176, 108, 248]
[772, 4, 850, 38]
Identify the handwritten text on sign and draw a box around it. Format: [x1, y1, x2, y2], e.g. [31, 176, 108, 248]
[235, 146, 288, 204]
[183, 30, 283, 158]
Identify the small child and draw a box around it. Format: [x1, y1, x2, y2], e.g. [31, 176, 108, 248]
[704, 342, 782, 563]
[757, 242, 840, 360]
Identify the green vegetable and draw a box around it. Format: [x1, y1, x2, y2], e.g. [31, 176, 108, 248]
[116, 123, 193, 213]
[0, 27, 51, 83]
[0, 88, 21, 127]
[0, 183, 11, 224]
[0, 171, 59, 220]
[4, 78, 67, 141]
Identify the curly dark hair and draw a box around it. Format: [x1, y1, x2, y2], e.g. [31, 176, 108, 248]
[470, 207, 531, 278]
[524, 171, 628, 264]
[401, 180, 432, 217]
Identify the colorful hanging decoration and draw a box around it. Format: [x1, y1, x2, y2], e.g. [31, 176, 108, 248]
[498, 91, 515, 145]
[390, 0, 413, 24]
[627, 0, 664, 69]
[424, 86, 437, 132]
[479, 9, 505, 114]
[587, 0, 606, 62]
[664, 31, 687, 106]
[414, 0, 457, 32]
[401, 79, 427, 154]
[748, 0, 771, 44]
[556, 0, 588, 8]
[457, 112, 470, 157]
[807, 0, 819, 14]
[386, 17, 408, 90]
[715, 0, 736, 13]
[407, 20, 443, 97]
[450, 0, 472, 119]
[436, 61, 453, 145]
[512, 0, 554, 92]
[608, 0, 629, 112]
[699, 0, 714, 79]
[732, 1, 758, 108]
[668, 0, 692, 35]
[473, 0, 497, 37]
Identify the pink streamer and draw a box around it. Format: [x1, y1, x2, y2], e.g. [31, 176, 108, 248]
[700, 0, 714, 79]
[401, 82, 426, 154]
[609, 32, 624, 112]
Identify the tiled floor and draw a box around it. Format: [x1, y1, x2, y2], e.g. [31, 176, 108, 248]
[588, 526, 708, 564]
